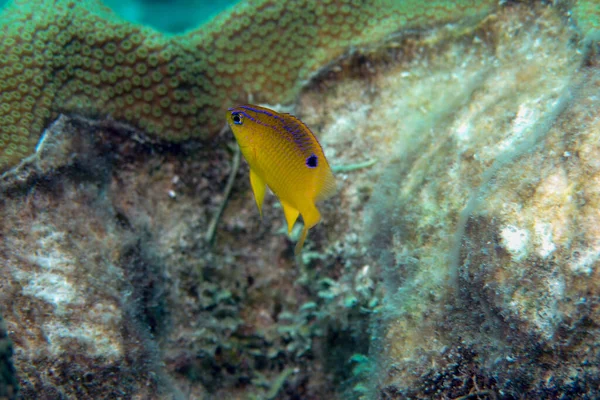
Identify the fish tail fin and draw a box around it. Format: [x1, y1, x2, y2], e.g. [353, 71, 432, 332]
[295, 206, 321, 255]
[295, 226, 308, 255]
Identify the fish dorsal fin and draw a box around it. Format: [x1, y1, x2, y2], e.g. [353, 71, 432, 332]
[280, 199, 300, 235]
[250, 168, 266, 218]
[280, 113, 320, 155]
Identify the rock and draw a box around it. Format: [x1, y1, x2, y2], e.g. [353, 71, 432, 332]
[318, 2, 600, 398]
[0, 117, 175, 398]
[0, 314, 17, 400]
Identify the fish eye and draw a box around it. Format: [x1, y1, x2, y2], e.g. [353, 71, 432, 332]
[306, 154, 318, 168]
[232, 113, 243, 125]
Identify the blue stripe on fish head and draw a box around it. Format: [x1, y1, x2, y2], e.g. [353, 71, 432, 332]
[239, 105, 286, 123]
[233, 105, 316, 156]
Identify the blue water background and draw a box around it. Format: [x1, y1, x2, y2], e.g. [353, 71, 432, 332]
[0, 0, 240, 32]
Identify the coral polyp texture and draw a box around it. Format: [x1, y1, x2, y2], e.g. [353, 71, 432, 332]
[0, 0, 500, 172]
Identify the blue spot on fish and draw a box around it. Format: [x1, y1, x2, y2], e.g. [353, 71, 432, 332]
[306, 154, 318, 168]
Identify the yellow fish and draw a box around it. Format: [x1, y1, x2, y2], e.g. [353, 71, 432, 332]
[227, 104, 336, 254]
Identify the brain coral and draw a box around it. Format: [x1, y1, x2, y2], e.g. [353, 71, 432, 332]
[0, 0, 503, 172]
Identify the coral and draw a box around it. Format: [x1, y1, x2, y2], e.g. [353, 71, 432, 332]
[572, 0, 600, 35]
[0, 0, 500, 172]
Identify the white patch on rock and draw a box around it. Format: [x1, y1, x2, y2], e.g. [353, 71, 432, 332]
[500, 225, 529, 261]
[44, 316, 122, 359]
[453, 119, 472, 144]
[498, 101, 540, 152]
[12, 238, 81, 310]
[547, 276, 565, 299]
[12, 229, 125, 359]
[569, 246, 600, 275]
[21, 271, 77, 308]
[534, 221, 556, 258]
[324, 103, 371, 146]
[530, 275, 565, 340]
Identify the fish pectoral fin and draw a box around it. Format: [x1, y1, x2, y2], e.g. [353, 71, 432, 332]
[249, 169, 267, 217]
[280, 200, 300, 235]
[294, 206, 321, 255]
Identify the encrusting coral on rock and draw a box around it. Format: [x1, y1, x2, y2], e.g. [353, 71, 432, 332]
[0, 0, 500, 172]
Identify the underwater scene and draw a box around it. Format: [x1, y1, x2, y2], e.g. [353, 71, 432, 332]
[0, 0, 599, 398]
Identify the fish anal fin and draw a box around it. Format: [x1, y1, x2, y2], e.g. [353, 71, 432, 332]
[250, 169, 266, 217]
[280, 200, 299, 235]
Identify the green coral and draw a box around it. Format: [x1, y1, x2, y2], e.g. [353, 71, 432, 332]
[572, 0, 600, 34]
[0, 0, 501, 172]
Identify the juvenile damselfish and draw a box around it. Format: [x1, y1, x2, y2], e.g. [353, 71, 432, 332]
[227, 104, 336, 254]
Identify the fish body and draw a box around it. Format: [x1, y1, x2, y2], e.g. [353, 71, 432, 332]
[227, 104, 336, 254]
